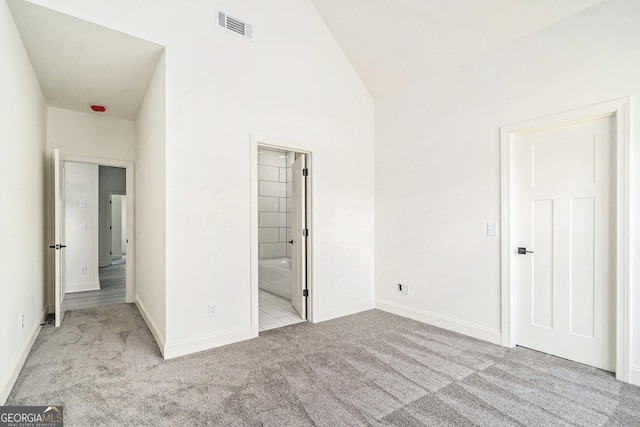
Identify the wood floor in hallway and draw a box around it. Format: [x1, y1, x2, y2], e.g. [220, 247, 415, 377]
[64, 257, 126, 311]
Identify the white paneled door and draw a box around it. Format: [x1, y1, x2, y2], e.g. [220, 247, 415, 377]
[53, 149, 67, 327]
[515, 116, 615, 371]
[291, 154, 307, 319]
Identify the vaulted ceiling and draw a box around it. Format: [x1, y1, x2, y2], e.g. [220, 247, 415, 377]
[310, 0, 607, 98]
[7, 0, 607, 120]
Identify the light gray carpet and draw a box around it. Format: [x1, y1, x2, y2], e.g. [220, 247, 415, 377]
[7, 305, 640, 426]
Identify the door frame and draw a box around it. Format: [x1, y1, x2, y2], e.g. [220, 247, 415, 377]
[500, 98, 631, 381]
[250, 133, 314, 337]
[63, 154, 135, 304]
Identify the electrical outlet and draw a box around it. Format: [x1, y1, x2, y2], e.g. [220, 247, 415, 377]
[208, 304, 217, 318]
[81, 223, 88, 231]
[402, 284, 409, 295]
[81, 266, 87, 274]
[21, 314, 24, 329]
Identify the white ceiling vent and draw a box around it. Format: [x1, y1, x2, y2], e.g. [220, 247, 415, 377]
[217, 10, 252, 40]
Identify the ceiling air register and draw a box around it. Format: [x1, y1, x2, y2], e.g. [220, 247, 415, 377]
[217, 10, 252, 40]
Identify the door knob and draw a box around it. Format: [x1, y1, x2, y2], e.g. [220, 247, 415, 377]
[288, 240, 294, 244]
[517, 247, 534, 254]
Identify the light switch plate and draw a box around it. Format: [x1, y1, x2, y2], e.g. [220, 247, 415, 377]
[80, 200, 87, 208]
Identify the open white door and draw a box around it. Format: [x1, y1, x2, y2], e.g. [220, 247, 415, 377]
[53, 149, 66, 327]
[291, 154, 307, 319]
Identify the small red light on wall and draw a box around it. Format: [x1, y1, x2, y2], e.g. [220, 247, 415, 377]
[90, 105, 106, 112]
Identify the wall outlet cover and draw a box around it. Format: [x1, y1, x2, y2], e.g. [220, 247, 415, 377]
[208, 304, 217, 317]
[487, 222, 498, 236]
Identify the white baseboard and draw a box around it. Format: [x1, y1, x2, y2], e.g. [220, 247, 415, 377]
[164, 327, 253, 360]
[0, 305, 47, 405]
[376, 299, 502, 345]
[314, 299, 375, 323]
[629, 366, 640, 387]
[66, 282, 101, 293]
[135, 296, 166, 358]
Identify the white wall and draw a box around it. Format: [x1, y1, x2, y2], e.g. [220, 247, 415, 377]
[28, 0, 375, 357]
[46, 107, 135, 309]
[0, 0, 47, 404]
[46, 107, 135, 159]
[375, 0, 640, 378]
[64, 162, 99, 293]
[135, 51, 166, 348]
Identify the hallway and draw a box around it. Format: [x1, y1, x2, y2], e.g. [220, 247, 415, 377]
[64, 257, 126, 311]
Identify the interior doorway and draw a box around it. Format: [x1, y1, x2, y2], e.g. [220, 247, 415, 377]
[51, 151, 135, 325]
[251, 139, 313, 334]
[64, 166, 127, 311]
[500, 98, 631, 381]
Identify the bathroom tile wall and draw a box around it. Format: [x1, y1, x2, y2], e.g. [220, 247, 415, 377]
[258, 149, 294, 259]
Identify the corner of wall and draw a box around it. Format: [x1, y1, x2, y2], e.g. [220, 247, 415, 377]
[630, 366, 640, 387]
[135, 296, 166, 358]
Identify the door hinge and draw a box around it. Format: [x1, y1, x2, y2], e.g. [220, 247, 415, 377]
[302, 228, 308, 237]
[302, 289, 308, 297]
[302, 168, 308, 177]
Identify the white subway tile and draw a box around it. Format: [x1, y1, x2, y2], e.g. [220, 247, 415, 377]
[258, 165, 279, 181]
[279, 228, 287, 242]
[285, 198, 292, 212]
[259, 181, 286, 197]
[259, 242, 286, 259]
[279, 168, 287, 183]
[259, 228, 279, 243]
[286, 182, 292, 197]
[286, 168, 292, 182]
[258, 196, 279, 212]
[259, 150, 286, 167]
[260, 212, 287, 227]
[279, 197, 287, 213]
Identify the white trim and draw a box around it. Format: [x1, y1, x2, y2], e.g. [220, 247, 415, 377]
[62, 154, 136, 304]
[500, 97, 631, 382]
[250, 133, 316, 336]
[66, 281, 101, 293]
[377, 299, 502, 345]
[630, 366, 640, 387]
[315, 300, 376, 323]
[0, 305, 47, 405]
[164, 327, 253, 360]
[135, 296, 165, 358]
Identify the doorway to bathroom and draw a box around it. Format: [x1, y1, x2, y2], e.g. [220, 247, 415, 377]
[252, 140, 312, 333]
